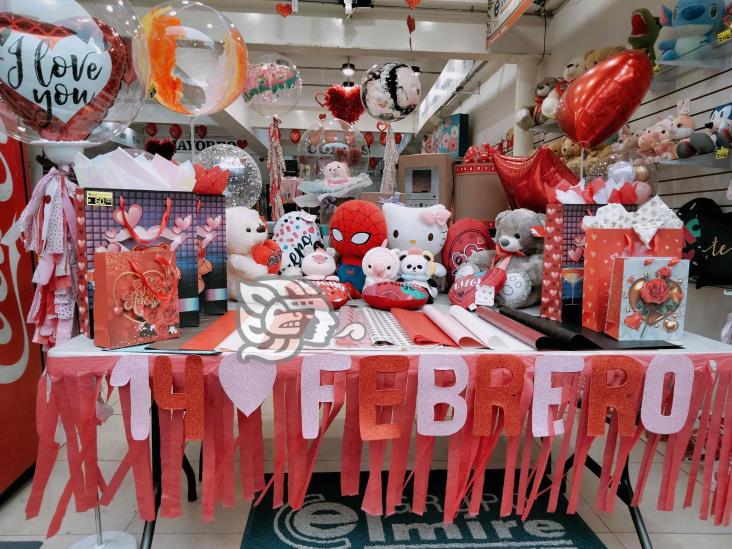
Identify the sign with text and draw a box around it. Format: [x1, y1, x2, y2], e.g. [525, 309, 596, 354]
[486, 0, 533, 48]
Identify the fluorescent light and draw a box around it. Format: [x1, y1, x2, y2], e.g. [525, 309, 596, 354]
[341, 62, 355, 76]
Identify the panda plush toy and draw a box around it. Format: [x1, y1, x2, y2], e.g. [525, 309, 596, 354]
[398, 247, 446, 303]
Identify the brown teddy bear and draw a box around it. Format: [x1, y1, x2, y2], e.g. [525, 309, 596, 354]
[546, 139, 563, 157]
[584, 45, 627, 70]
[560, 137, 582, 175]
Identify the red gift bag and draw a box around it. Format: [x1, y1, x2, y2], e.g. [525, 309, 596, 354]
[581, 228, 683, 332]
[94, 250, 180, 349]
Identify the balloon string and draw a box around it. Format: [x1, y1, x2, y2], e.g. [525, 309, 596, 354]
[190, 119, 195, 162]
[580, 148, 585, 181]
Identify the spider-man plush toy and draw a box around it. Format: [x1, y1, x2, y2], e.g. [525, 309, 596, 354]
[329, 200, 387, 292]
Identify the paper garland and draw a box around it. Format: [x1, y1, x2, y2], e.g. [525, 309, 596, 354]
[532, 355, 584, 437]
[110, 356, 151, 441]
[152, 356, 204, 440]
[218, 354, 276, 417]
[301, 355, 351, 439]
[416, 356, 469, 436]
[641, 354, 694, 434]
[359, 356, 409, 440]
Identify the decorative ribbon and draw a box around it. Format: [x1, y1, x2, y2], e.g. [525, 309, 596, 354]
[268, 117, 286, 221]
[119, 196, 172, 245]
[379, 122, 398, 194]
[128, 255, 177, 303]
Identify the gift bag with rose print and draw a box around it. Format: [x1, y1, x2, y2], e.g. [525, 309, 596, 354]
[605, 257, 689, 341]
[82, 189, 199, 327]
[93, 250, 180, 349]
[581, 198, 684, 332]
[194, 195, 227, 314]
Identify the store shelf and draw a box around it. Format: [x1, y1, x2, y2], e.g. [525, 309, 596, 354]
[652, 33, 732, 90]
[530, 121, 562, 135]
[657, 152, 731, 169]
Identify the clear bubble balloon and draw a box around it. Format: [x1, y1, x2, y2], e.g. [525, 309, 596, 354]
[361, 62, 421, 122]
[298, 117, 369, 180]
[197, 144, 262, 208]
[140, 0, 248, 117]
[0, 0, 148, 145]
[243, 54, 302, 118]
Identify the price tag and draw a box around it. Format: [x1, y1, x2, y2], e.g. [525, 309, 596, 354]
[717, 28, 731, 44]
[475, 284, 495, 307]
[86, 190, 113, 207]
[716, 147, 729, 160]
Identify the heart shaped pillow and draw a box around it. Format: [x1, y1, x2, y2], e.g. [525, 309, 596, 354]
[325, 85, 365, 124]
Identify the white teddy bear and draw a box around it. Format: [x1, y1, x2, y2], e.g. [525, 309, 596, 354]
[322, 161, 350, 185]
[226, 207, 269, 299]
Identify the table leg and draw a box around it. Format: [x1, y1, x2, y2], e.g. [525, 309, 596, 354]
[140, 404, 161, 549]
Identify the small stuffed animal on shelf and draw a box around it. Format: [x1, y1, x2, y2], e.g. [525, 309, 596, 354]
[515, 77, 559, 131]
[714, 103, 732, 148]
[362, 241, 401, 289]
[398, 247, 446, 302]
[226, 207, 272, 299]
[676, 105, 722, 158]
[329, 199, 387, 292]
[300, 242, 338, 280]
[541, 58, 585, 121]
[458, 209, 545, 309]
[657, 0, 728, 61]
[628, 8, 662, 64]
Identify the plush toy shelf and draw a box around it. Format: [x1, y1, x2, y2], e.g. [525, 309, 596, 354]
[652, 36, 732, 91]
[530, 121, 563, 135]
[657, 152, 732, 170]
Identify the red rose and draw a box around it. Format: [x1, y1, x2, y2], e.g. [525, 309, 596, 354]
[657, 266, 673, 279]
[640, 278, 669, 304]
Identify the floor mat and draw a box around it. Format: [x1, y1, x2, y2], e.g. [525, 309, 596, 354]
[242, 469, 605, 548]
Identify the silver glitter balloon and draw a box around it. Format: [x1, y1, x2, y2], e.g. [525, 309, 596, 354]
[197, 144, 263, 208]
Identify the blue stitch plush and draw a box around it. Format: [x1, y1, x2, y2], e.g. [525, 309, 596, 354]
[657, 1, 730, 61]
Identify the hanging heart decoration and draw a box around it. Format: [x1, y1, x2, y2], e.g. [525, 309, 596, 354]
[169, 123, 182, 140]
[289, 128, 301, 144]
[195, 125, 207, 139]
[380, 132, 387, 146]
[323, 85, 365, 124]
[236, 139, 248, 149]
[395, 132, 403, 145]
[405, 0, 423, 8]
[144, 123, 158, 137]
[369, 157, 378, 169]
[275, 3, 293, 17]
[364, 131, 374, 146]
[0, 14, 127, 141]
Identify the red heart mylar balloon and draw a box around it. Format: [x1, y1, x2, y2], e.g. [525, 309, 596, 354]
[237, 139, 248, 149]
[491, 146, 579, 212]
[557, 50, 652, 149]
[324, 84, 365, 124]
[0, 14, 127, 141]
[196, 125, 207, 139]
[169, 124, 182, 140]
[379, 132, 387, 146]
[364, 131, 374, 146]
[289, 128, 301, 144]
[395, 132, 402, 145]
[275, 3, 293, 17]
[144, 123, 158, 137]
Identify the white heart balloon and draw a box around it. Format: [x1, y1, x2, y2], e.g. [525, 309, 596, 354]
[218, 354, 276, 416]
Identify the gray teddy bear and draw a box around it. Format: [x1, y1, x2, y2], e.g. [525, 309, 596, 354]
[515, 77, 560, 131]
[463, 209, 545, 309]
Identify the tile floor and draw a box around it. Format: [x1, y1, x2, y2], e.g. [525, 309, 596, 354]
[1, 393, 730, 549]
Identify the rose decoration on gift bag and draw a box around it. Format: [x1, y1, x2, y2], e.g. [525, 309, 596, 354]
[624, 262, 684, 332]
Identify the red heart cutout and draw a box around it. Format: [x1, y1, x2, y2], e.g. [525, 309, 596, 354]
[406, 0, 422, 9]
[0, 14, 128, 141]
[276, 3, 293, 17]
[324, 85, 365, 124]
[236, 139, 247, 149]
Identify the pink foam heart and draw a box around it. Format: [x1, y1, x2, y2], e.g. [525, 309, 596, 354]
[219, 354, 276, 416]
[206, 216, 222, 230]
[172, 216, 192, 234]
[114, 204, 143, 228]
[567, 247, 584, 262]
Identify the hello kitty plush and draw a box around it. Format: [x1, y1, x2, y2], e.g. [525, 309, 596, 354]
[362, 240, 401, 289]
[382, 203, 451, 260]
[398, 247, 446, 302]
[301, 242, 338, 280]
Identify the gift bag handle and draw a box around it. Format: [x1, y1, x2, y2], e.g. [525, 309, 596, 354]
[119, 196, 172, 245]
[128, 255, 177, 303]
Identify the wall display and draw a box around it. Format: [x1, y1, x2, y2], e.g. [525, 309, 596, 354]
[0, 0, 146, 144]
[141, 0, 248, 117]
[0, 138, 43, 494]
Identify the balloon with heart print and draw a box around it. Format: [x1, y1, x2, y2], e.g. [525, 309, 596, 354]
[0, 0, 148, 145]
[197, 144, 262, 208]
[298, 117, 369, 180]
[243, 54, 302, 118]
[139, 0, 248, 117]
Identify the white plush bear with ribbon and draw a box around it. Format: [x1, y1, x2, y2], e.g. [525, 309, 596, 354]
[382, 202, 451, 259]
